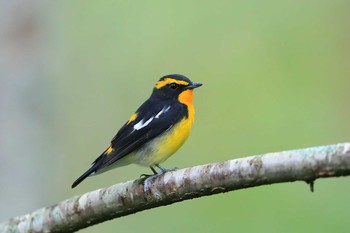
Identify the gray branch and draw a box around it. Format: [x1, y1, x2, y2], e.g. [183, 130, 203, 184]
[2, 143, 350, 232]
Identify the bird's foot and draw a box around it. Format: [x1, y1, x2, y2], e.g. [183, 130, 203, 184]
[140, 173, 152, 178]
[143, 173, 163, 192]
[155, 164, 178, 173]
[140, 166, 158, 178]
[143, 165, 178, 192]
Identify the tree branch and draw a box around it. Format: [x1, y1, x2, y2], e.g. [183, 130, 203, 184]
[2, 143, 350, 232]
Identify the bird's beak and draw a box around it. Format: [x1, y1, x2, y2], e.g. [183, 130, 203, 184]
[187, 82, 202, 89]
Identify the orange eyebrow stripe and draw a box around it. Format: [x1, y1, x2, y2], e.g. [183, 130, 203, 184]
[155, 78, 189, 89]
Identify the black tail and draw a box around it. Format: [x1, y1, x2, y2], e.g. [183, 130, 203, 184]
[71, 163, 99, 188]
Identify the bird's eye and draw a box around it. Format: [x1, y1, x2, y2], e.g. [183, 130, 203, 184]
[169, 83, 178, 89]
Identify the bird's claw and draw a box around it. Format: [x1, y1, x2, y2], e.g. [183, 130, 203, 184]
[143, 165, 178, 192]
[140, 173, 152, 178]
[156, 165, 178, 173]
[143, 173, 162, 192]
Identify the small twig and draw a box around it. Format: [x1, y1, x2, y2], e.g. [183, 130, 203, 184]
[1, 143, 350, 233]
[305, 179, 315, 192]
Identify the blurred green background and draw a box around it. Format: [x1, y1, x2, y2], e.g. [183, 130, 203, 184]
[1, 0, 350, 232]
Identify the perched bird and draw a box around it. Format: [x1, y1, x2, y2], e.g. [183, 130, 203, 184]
[71, 74, 202, 190]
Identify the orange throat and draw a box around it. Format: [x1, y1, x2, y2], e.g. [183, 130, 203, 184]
[178, 89, 193, 105]
[178, 90, 195, 123]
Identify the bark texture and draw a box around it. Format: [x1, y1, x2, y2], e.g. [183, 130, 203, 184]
[1, 143, 350, 232]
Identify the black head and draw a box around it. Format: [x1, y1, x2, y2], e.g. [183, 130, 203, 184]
[151, 74, 202, 100]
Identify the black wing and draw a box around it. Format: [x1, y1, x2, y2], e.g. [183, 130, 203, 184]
[99, 99, 186, 168]
[71, 99, 187, 188]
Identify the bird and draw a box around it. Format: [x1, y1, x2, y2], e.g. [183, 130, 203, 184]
[71, 74, 202, 191]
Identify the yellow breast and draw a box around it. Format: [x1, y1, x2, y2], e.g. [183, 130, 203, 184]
[151, 89, 195, 164]
[130, 89, 196, 166]
[154, 116, 193, 161]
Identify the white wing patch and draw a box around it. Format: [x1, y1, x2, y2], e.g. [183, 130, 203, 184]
[133, 106, 171, 130]
[134, 117, 154, 130]
[155, 106, 171, 119]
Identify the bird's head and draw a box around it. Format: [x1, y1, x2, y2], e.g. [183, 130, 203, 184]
[151, 74, 202, 103]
